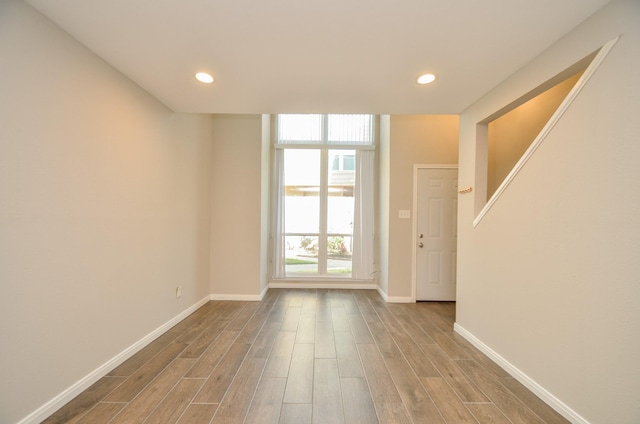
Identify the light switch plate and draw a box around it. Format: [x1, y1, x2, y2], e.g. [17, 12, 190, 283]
[399, 210, 411, 219]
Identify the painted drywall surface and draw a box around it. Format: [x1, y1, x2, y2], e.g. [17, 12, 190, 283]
[260, 115, 271, 294]
[0, 1, 214, 423]
[377, 115, 391, 294]
[457, 0, 640, 422]
[487, 72, 582, 198]
[209, 114, 264, 297]
[387, 115, 459, 298]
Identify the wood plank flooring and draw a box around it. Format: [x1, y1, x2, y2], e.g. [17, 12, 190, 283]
[43, 289, 569, 424]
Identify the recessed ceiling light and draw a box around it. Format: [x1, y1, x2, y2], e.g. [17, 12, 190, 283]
[417, 73, 436, 85]
[195, 72, 214, 84]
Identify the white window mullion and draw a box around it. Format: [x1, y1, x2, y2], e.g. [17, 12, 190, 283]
[352, 150, 375, 279]
[318, 116, 329, 275]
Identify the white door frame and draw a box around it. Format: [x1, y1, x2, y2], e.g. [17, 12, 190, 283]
[411, 164, 458, 302]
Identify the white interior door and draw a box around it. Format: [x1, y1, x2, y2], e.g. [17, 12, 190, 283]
[416, 168, 458, 301]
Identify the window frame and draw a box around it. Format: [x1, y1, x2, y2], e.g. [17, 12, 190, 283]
[273, 114, 375, 281]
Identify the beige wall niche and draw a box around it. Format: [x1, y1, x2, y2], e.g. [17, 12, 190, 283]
[487, 71, 583, 199]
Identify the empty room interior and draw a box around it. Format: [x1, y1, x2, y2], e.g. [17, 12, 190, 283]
[1, 0, 639, 423]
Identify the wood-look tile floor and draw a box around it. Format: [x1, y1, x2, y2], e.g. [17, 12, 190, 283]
[44, 289, 569, 424]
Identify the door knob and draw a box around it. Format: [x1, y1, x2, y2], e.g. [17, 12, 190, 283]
[418, 242, 424, 248]
[418, 233, 424, 238]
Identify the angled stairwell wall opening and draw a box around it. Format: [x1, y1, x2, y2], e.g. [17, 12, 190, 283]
[487, 70, 584, 200]
[473, 38, 619, 227]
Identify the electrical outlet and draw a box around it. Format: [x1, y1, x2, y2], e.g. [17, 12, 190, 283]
[176, 285, 182, 298]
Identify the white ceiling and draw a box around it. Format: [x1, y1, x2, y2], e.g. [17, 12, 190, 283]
[25, 0, 611, 114]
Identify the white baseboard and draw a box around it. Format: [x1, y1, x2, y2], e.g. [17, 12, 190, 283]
[209, 293, 263, 301]
[453, 323, 589, 424]
[209, 284, 270, 301]
[375, 286, 413, 303]
[376, 286, 388, 301]
[260, 285, 269, 300]
[386, 296, 414, 303]
[269, 281, 377, 290]
[18, 296, 211, 424]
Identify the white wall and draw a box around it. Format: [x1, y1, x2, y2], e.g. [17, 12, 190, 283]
[0, 1, 214, 422]
[260, 115, 271, 294]
[377, 116, 391, 295]
[457, 0, 640, 423]
[209, 114, 266, 298]
[384, 115, 459, 299]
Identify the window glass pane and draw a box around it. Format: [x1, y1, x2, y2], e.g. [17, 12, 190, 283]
[327, 150, 355, 235]
[331, 155, 340, 170]
[327, 188, 354, 234]
[327, 114, 372, 145]
[343, 154, 355, 171]
[285, 235, 318, 274]
[327, 236, 352, 276]
[284, 149, 320, 233]
[278, 114, 322, 144]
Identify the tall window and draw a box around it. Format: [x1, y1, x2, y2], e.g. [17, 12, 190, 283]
[273, 114, 375, 279]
